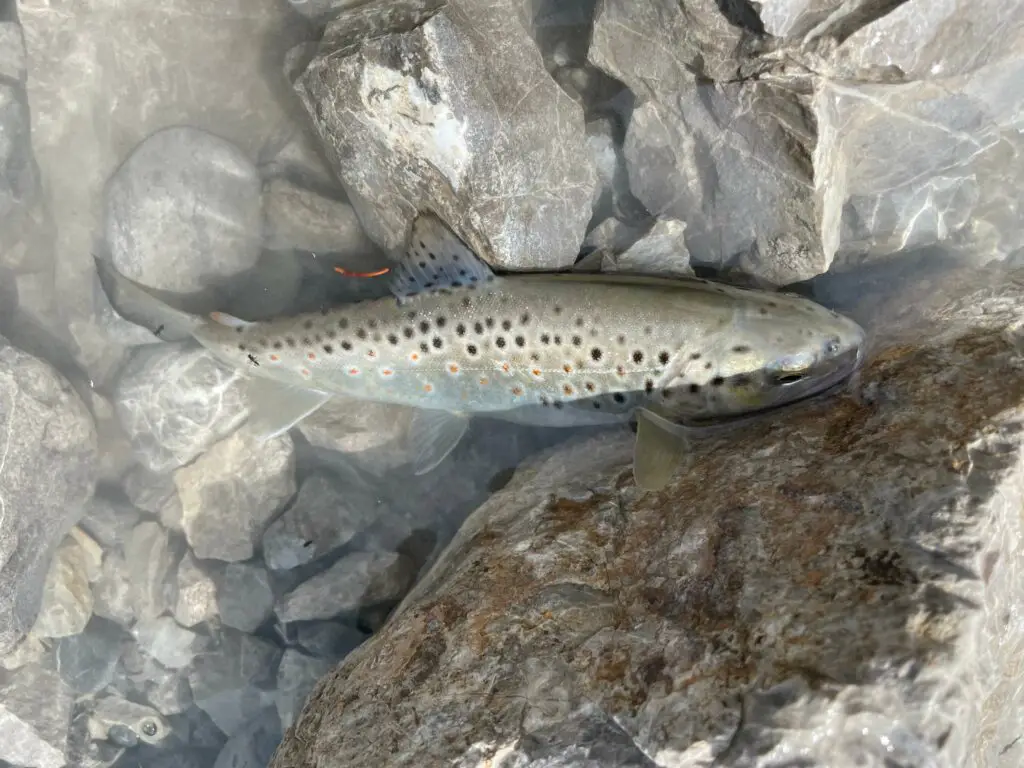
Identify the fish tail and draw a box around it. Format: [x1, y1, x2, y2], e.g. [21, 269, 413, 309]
[93, 254, 206, 342]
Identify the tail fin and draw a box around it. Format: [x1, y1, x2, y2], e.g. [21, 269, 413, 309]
[93, 255, 205, 342]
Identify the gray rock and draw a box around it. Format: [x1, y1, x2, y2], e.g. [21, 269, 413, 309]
[104, 126, 262, 294]
[174, 551, 219, 628]
[92, 550, 135, 627]
[292, 621, 367, 660]
[296, 397, 413, 469]
[133, 616, 199, 670]
[0, 73, 41, 275]
[56, 617, 126, 695]
[275, 551, 416, 623]
[295, 1, 597, 270]
[189, 629, 279, 737]
[270, 264, 1024, 767]
[263, 472, 386, 571]
[0, 337, 98, 654]
[31, 536, 94, 638]
[814, 57, 1023, 269]
[0, 666, 73, 768]
[112, 641, 194, 716]
[114, 343, 249, 474]
[86, 695, 171, 747]
[175, 427, 296, 562]
[0, 22, 27, 83]
[213, 707, 282, 768]
[283, 0, 365, 21]
[124, 520, 175, 621]
[121, 465, 178, 518]
[0, 632, 45, 672]
[600, 217, 692, 278]
[275, 649, 332, 729]
[68, 525, 104, 585]
[79, 493, 139, 555]
[261, 177, 378, 259]
[216, 562, 275, 633]
[257, 126, 339, 191]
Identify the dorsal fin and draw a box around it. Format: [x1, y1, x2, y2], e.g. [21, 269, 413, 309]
[389, 213, 495, 300]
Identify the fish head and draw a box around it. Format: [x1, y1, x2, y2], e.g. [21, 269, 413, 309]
[673, 292, 867, 420]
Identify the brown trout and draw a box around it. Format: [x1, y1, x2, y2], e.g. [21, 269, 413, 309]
[96, 213, 865, 489]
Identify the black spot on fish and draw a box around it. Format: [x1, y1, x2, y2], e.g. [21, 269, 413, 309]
[541, 333, 551, 344]
[326, 330, 336, 340]
[732, 345, 751, 353]
[644, 326, 652, 335]
[368, 319, 378, 329]
[238, 343, 246, 351]
[704, 362, 713, 370]
[554, 305, 563, 315]
[553, 335, 562, 345]
[420, 342, 429, 353]
[485, 318, 495, 329]
[403, 327, 414, 339]
[419, 261, 427, 268]
[591, 348, 603, 361]
[571, 335, 582, 347]
[659, 351, 670, 365]
[711, 376, 724, 386]
[456, 323, 466, 336]
[387, 333, 398, 345]
[356, 328, 367, 340]
[690, 352, 701, 360]
[286, 337, 296, 347]
[462, 296, 472, 307]
[419, 321, 430, 334]
[613, 393, 625, 403]
[436, 317, 447, 329]
[324, 344, 334, 354]
[502, 319, 512, 331]
[514, 335, 525, 347]
[432, 336, 443, 349]
[474, 322, 484, 334]
[759, 307, 769, 315]
[633, 351, 644, 364]
[575, 317, 584, 328]
[273, 341, 283, 349]
[495, 337, 506, 349]
[467, 344, 478, 356]
[407, 311, 417, 321]
[338, 318, 349, 329]
[688, 383, 700, 394]
[617, 334, 626, 345]
[520, 312, 530, 324]
[645, 379, 654, 393]
[341, 341, 352, 351]
[584, 382, 595, 392]
[304, 320, 314, 330]
[302, 337, 311, 346]
[593, 401, 601, 409]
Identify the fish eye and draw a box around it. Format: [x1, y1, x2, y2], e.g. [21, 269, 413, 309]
[824, 339, 841, 355]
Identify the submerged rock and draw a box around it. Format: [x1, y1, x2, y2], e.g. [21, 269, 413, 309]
[0, 666, 73, 768]
[294, 0, 597, 270]
[271, 265, 1024, 767]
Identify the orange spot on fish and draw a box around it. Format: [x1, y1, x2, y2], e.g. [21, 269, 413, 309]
[511, 386, 523, 396]
[479, 377, 489, 385]
[269, 354, 279, 362]
[348, 367, 359, 375]
[616, 365, 626, 377]
[501, 362, 511, 373]
[563, 364, 573, 373]
[410, 353, 420, 362]
[307, 352, 316, 361]
[449, 364, 460, 374]
[301, 369, 310, 377]
[367, 350, 377, 359]
[531, 368, 542, 377]
[334, 266, 391, 278]
[424, 384, 433, 393]
[563, 384, 574, 396]
[382, 369, 394, 376]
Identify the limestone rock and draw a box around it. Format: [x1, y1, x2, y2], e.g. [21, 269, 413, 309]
[31, 536, 95, 639]
[271, 264, 1024, 768]
[294, 0, 597, 270]
[0, 665, 73, 768]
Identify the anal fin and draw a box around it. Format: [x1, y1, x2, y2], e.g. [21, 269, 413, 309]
[408, 408, 471, 475]
[632, 407, 691, 491]
[245, 377, 331, 441]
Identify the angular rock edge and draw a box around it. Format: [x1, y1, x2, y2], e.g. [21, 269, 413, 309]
[272, 266, 1024, 766]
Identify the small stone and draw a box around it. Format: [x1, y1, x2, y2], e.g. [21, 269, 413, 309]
[189, 629, 279, 737]
[104, 126, 263, 294]
[213, 707, 283, 768]
[275, 551, 416, 623]
[0, 665, 73, 768]
[124, 521, 176, 621]
[295, 1, 597, 269]
[79, 491, 142, 550]
[174, 551, 220, 628]
[601, 217, 692, 278]
[176, 427, 296, 562]
[31, 536, 95, 639]
[0, 632, 45, 671]
[86, 695, 170, 746]
[56, 617, 126, 695]
[296, 397, 413, 468]
[216, 562, 275, 633]
[292, 621, 368, 660]
[133, 616, 199, 670]
[275, 649, 332, 729]
[262, 177, 378, 258]
[92, 551, 135, 627]
[111, 645, 194, 716]
[114, 343, 250, 474]
[263, 472, 386, 571]
[0, 336, 98, 655]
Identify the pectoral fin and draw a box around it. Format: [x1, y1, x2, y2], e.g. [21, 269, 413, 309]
[408, 408, 471, 475]
[244, 377, 331, 441]
[632, 407, 691, 491]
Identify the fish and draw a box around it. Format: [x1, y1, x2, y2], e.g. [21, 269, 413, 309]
[94, 212, 866, 490]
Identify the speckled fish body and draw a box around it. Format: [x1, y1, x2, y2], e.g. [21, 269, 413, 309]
[96, 212, 866, 488]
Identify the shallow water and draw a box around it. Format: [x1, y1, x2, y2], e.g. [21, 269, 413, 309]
[0, 0, 1021, 766]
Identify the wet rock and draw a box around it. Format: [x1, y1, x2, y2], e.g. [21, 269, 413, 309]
[213, 707, 282, 768]
[600, 217, 692, 277]
[291, 621, 367, 660]
[174, 551, 219, 628]
[92, 550, 135, 627]
[113, 343, 249, 474]
[275, 649, 331, 729]
[0, 632, 45, 671]
[0, 336, 98, 654]
[68, 525, 104, 583]
[262, 177, 377, 258]
[258, 126, 339, 191]
[814, 58, 1024, 268]
[0, 22, 27, 83]
[216, 562, 275, 633]
[121, 465, 182, 531]
[0, 62, 41, 276]
[86, 695, 170, 746]
[124, 520, 176, 621]
[56, 617, 126, 695]
[189, 629, 279, 737]
[113, 641, 194, 716]
[0, 665, 73, 768]
[31, 536, 94, 638]
[175, 427, 296, 562]
[270, 264, 1024, 766]
[275, 551, 416, 623]
[133, 616, 199, 670]
[104, 126, 262, 294]
[295, 1, 597, 270]
[263, 472, 385, 571]
[296, 397, 413, 468]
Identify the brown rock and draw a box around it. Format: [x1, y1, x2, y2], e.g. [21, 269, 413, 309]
[271, 264, 1024, 767]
